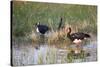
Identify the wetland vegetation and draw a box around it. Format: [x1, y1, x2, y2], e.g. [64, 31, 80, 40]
[11, 1, 97, 66]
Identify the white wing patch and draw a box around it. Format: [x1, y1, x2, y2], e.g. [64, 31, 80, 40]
[73, 39, 82, 44]
[36, 28, 39, 32]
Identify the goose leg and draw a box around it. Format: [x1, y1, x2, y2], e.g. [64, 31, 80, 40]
[75, 43, 81, 54]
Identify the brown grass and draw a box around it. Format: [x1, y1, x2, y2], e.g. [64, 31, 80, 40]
[47, 25, 72, 46]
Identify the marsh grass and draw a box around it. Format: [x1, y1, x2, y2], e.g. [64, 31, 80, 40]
[12, 1, 97, 65]
[37, 46, 57, 64]
[12, 1, 97, 47]
[67, 50, 86, 63]
[47, 30, 72, 47]
[12, 1, 97, 38]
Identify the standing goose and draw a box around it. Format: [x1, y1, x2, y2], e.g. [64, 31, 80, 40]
[67, 27, 90, 54]
[35, 22, 49, 49]
[35, 22, 49, 35]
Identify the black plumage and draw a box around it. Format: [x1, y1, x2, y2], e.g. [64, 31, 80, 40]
[67, 27, 90, 43]
[36, 22, 49, 34]
[67, 27, 91, 54]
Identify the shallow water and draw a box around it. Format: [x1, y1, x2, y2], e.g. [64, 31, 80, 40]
[12, 40, 97, 66]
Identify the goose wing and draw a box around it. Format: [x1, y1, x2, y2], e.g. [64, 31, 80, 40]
[70, 32, 86, 40]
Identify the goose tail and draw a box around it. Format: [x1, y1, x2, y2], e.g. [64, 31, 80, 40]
[84, 34, 91, 38]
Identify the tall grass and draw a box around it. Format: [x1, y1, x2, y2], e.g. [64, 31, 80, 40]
[12, 1, 97, 39]
[12, 2, 97, 65]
